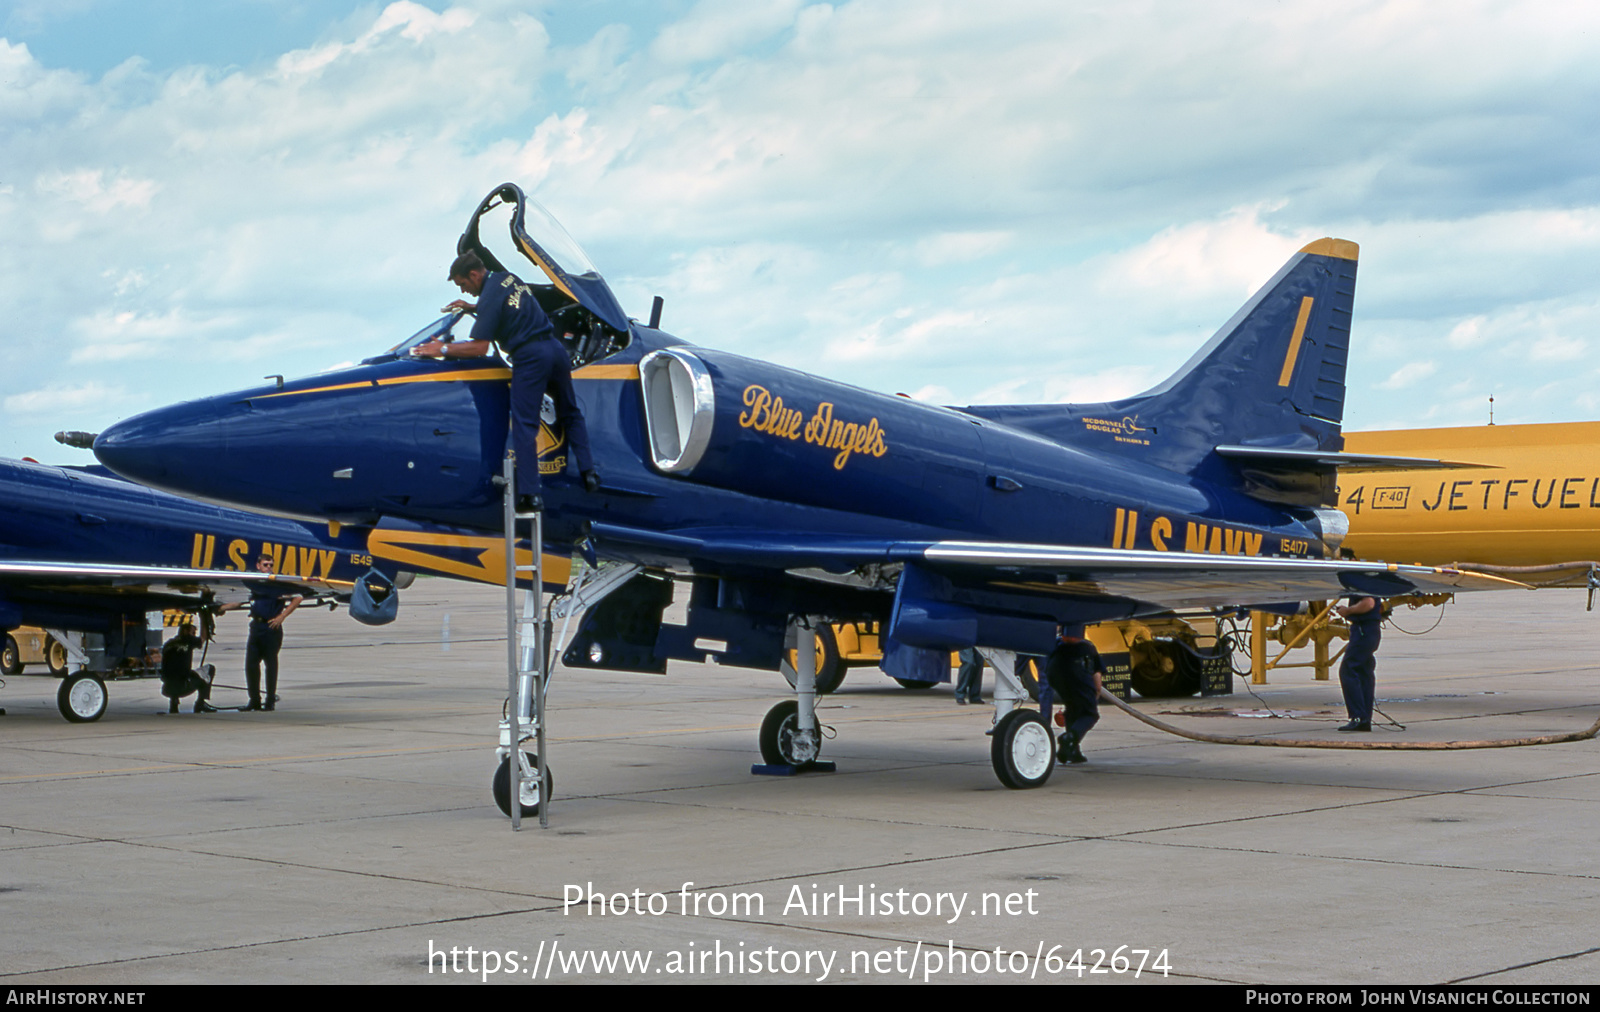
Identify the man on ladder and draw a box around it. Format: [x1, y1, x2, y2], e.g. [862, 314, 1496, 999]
[421, 251, 603, 828]
[417, 251, 601, 511]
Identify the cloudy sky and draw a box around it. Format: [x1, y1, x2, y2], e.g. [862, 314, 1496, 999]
[5, 0, 1600, 463]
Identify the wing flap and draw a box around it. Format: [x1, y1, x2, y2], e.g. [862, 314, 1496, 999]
[921, 541, 1526, 606]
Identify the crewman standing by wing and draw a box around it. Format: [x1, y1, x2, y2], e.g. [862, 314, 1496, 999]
[220, 554, 301, 711]
[415, 251, 599, 513]
[1335, 596, 1383, 732]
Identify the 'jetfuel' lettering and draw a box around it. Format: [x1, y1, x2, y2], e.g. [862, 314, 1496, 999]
[1350, 477, 1600, 512]
[1562, 476, 1584, 508]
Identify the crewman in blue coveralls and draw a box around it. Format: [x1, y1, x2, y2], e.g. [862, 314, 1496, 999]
[416, 251, 599, 512]
[1335, 595, 1383, 732]
[1046, 624, 1105, 764]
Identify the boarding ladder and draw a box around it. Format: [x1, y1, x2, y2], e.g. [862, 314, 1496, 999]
[496, 449, 550, 830]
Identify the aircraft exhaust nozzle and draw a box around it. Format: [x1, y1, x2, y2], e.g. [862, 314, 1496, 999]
[1312, 507, 1350, 555]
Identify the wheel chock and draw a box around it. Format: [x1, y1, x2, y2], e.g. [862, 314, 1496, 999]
[751, 761, 837, 777]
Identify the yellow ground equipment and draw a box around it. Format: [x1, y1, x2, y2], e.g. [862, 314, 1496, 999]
[1, 627, 71, 677]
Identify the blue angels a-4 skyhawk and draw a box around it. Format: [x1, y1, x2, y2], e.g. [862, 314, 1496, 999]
[90, 183, 1513, 788]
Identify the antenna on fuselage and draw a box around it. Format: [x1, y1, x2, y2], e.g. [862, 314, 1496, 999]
[649, 296, 664, 329]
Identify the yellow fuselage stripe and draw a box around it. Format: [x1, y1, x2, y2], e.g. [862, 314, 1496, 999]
[255, 362, 637, 400]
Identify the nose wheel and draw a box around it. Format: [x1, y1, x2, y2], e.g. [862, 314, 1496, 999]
[493, 751, 552, 818]
[991, 709, 1054, 788]
[759, 700, 821, 769]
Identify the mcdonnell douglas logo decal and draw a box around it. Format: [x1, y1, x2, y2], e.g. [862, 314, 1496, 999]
[738, 384, 889, 470]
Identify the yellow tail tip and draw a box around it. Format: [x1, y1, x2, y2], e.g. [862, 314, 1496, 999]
[1299, 238, 1359, 261]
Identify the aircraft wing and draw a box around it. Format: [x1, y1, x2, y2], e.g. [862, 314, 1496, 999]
[0, 561, 330, 608]
[588, 523, 1528, 612]
[915, 542, 1528, 608]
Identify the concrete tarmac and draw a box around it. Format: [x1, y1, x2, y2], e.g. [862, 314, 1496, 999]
[3, 582, 1599, 985]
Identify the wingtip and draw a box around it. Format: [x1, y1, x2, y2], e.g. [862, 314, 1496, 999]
[1299, 238, 1359, 261]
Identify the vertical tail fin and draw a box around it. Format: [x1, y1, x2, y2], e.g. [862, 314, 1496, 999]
[967, 238, 1358, 488]
[1127, 237, 1357, 471]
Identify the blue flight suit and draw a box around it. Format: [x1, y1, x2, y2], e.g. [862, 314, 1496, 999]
[470, 271, 594, 497]
[1339, 597, 1383, 725]
[245, 587, 291, 709]
[955, 648, 983, 703]
[1045, 637, 1103, 747]
[160, 632, 210, 711]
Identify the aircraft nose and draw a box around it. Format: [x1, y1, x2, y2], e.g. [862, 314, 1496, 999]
[94, 402, 226, 491]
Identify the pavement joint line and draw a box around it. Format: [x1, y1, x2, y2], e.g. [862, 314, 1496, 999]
[42, 833, 586, 903]
[1448, 945, 1600, 983]
[0, 710, 998, 782]
[0, 904, 565, 979]
[593, 792, 1089, 840]
[1111, 834, 1600, 884]
[3, 799, 498, 848]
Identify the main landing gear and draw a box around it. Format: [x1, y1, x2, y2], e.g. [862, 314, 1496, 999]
[991, 709, 1054, 789]
[755, 637, 1056, 789]
[58, 671, 108, 723]
[983, 647, 1053, 789]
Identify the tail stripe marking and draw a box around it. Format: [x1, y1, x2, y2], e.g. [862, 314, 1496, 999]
[1277, 296, 1316, 388]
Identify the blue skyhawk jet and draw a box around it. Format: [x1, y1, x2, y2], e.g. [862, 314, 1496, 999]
[0, 455, 408, 721]
[90, 183, 1514, 787]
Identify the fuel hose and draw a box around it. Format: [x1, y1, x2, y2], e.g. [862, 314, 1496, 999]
[1096, 688, 1600, 750]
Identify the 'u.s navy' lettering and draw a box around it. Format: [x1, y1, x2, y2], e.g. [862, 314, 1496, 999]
[189, 532, 338, 579]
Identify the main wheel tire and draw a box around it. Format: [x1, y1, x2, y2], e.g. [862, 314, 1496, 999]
[46, 637, 69, 677]
[991, 709, 1055, 789]
[781, 626, 846, 695]
[492, 751, 552, 818]
[1, 635, 21, 676]
[758, 700, 821, 768]
[1128, 641, 1202, 698]
[894, 678, 938, 690]
[57, 671, 108, 723]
